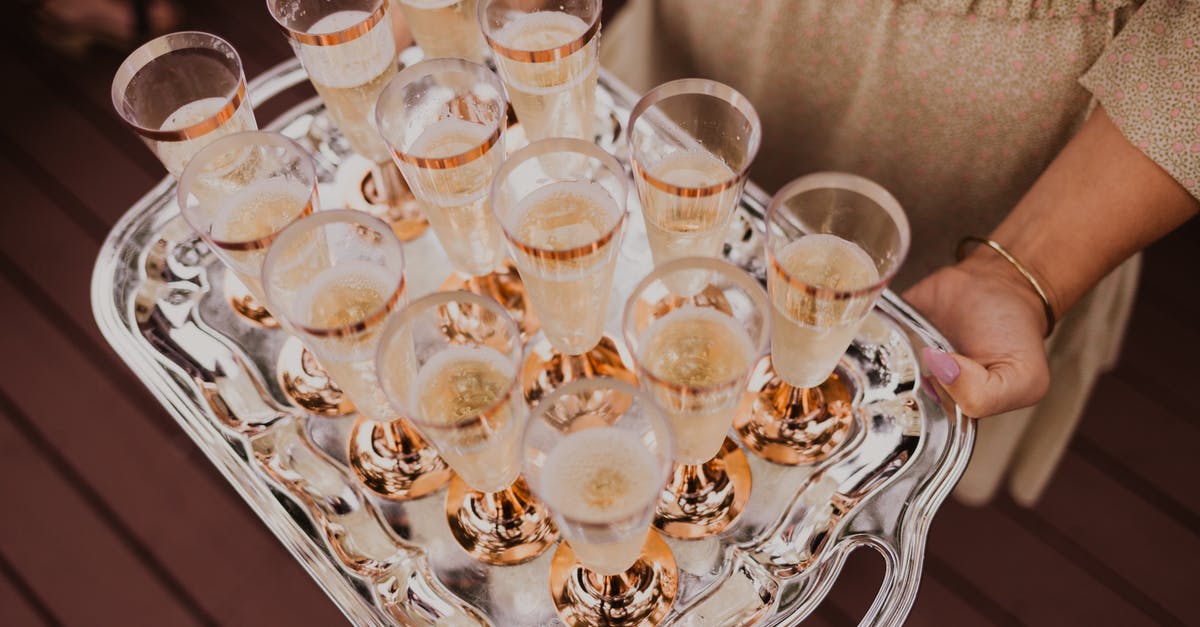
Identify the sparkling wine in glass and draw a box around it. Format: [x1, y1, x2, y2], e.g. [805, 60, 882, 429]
[262, 210, 450, 499]
[628, 79, 761, 283]
[478, 0, 600, 142]
[375, 58, 508, 277]
[177, 131, 316, 306]
[736, 172, 910, 466]
[377, 290, 556, 565]
[177, 131, 354, 416]
[492, 138, 627, 358]
[623, 257, 769, 537]
[267, 0, 427, 240]
[523, 377, 678, 625]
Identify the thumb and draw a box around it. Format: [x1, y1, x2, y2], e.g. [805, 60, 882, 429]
[919, 347, 1048, 418]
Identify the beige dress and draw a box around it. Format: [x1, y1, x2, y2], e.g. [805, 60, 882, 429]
[602, 0, 1200, 506]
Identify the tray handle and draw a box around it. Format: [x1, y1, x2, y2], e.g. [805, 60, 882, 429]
[835, 533, 921, 627]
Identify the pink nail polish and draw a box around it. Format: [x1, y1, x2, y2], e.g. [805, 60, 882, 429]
[922, 347, 960, 385]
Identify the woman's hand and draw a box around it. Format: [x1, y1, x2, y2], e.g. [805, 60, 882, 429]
[902, 253, 1052, 418]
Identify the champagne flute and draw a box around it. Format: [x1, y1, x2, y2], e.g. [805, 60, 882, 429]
[478, 0, 600, 142]
[377, 290, 556, 565]
[266, 0, 428, 241]
[523, 378, 678, 626]
[395, 0, 487, 62]
[262, 210, 450, 499]
[374, 58, 542, 340]
[491, 138, 633, 400]
[112, 31, 264, 324]
[735, 172, 911, 465]
[177, 130, 354, 417]
[623, 257, 769, 538]
[628, 79, 761, 286]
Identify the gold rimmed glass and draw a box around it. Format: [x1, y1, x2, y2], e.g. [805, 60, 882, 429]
[178, 131, 317, 305]
[177, 130, 355, 417]
[396, 0, 487, 63]
[523, 378, 678, 626]
[492, 138, 627, 357]
[267, 0, 427, 240]
[478, 0, 601, 142]
[262, 210, 450, 499]
[112, 31, 257, 179]
[375, 58, 509, 278]
[628, 79, 761, 279]
[735, 172, 911, 466]
[623, 257, 769, 538]
[377, 290, 556, 565]
[376, 58, 543, 340]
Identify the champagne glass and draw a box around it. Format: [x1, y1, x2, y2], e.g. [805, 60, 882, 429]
[623, 257, 769, 538]
[266, 0, 428, 241]
[112, 31, 264, 324]
[374, 58, 539, 339]
[377, 290, 556, 565]
[478, 0, 600, 142]
[177, 130, 354, 417]
[735, 172, 911, 465]
[395, 0, 487, 62]
[262, 210, 450, 499]
[523, 378, 678, 626]
[628, 79, 761, 285]
[491, 138, 633, 400]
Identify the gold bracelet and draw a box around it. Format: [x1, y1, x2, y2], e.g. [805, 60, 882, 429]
[956, 236, 1057, 338]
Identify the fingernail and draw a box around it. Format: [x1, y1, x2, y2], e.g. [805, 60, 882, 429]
[922, 347, 960, 385]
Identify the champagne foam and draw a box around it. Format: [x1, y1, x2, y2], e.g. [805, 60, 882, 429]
[210, 179, 309, 242]
[514, 180, 618, 251]
[649, 150, 735, 187]
[541, 427, 660, 524]
[776, 234, 879, 291]
[639, 306, 755, 387]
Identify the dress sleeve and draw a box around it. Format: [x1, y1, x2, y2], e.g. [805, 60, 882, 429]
[1079, 0, 1200, 200]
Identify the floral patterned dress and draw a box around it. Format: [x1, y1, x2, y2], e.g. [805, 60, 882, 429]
[602, 0, 1199, 505]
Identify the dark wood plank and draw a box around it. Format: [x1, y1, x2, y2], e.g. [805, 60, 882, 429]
[0, 399, 204, 627]
[0, 550, 60, 627]
[1027, 453, 1197, 625]
[0, 56, 156, 230]
[1075, 375, 1200, 519]
[1136, 218, 1200, 322]
[928, 499, 1158, 626]
[0, 276, 347, 626]
[1112, 293, 1200, 422]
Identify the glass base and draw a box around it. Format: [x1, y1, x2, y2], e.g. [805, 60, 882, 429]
[653, 437, 752, 539]
[521, 334, 637, 407]
[733, 357, 855, 466]
[549, 532, 678, 627]
[445, 475, 558, 566]
[275, 336, 355, 417]
[349, 417, 451, 501]
[336, 155, 428, 242]
[440, 262, 541, 344]
[222, 270, 276, 327]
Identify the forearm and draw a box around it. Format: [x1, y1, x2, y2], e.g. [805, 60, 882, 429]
[973, 106, 1198, 324]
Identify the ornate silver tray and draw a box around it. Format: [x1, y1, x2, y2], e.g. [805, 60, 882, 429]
[91, 56, 974, 626]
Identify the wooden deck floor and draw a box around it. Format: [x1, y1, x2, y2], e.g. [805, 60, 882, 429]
[2, 2, 1197, 625]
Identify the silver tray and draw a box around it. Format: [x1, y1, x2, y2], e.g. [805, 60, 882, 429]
[91, 56, 974, 627]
